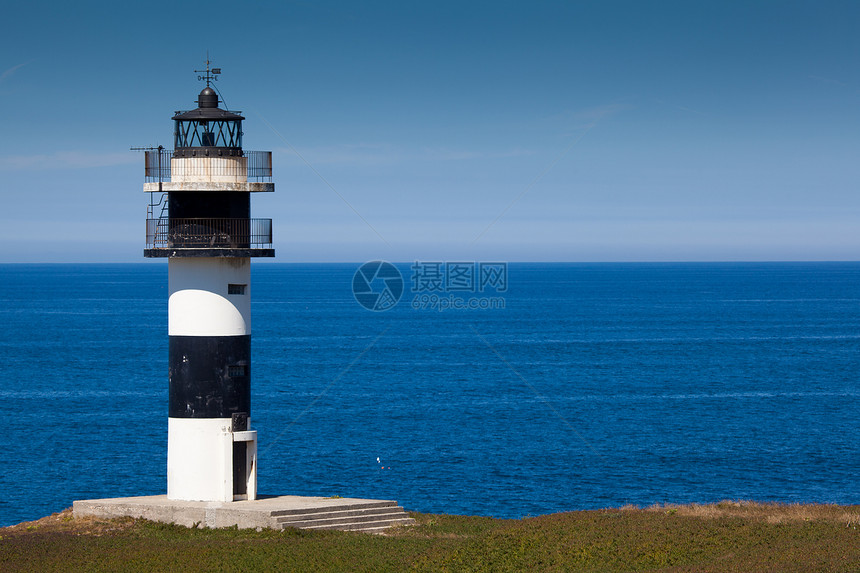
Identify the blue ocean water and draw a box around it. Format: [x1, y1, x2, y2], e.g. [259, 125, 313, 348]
[0, 262, 858, 527]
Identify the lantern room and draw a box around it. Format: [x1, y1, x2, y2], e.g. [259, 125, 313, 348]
[173, 87, 244, 156]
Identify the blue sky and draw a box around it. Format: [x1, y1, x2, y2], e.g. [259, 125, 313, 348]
[1, 0, 858, 262]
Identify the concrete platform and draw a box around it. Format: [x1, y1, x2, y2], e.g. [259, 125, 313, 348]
[73, 495, 416, 533]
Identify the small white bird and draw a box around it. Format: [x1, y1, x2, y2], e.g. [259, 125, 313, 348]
[376, 457, 380, 463]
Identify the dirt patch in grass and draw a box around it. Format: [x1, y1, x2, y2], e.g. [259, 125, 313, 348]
[630, 500, 860, 525]
[1, 509, 140, 538]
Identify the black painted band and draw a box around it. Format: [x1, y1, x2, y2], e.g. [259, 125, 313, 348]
[169, 192, 250, 220]
[169, 335, 250, 418]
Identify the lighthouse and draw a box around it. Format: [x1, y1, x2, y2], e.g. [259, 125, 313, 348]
[143, 63, 274, 502]
[75, 62, 415, 532]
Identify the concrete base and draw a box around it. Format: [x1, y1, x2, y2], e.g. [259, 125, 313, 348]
[73, 494, 415, 533]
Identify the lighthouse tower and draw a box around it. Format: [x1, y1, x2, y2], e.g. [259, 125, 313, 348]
[143, 64, 274, 502]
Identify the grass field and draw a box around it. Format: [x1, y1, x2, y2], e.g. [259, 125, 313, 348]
[2, 502, 859, 572]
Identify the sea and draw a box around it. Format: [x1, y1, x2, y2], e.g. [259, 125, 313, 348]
[0, 262, 858, 527]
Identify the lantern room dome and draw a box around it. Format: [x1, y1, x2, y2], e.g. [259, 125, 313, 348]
[197, 87, 219, 108]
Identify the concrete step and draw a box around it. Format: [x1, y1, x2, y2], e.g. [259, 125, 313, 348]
[270, 501, 415, 533]
[296, 516, 417, 532]
[278, 511, 410, 529]
[270, 500, 397, 517]
[275, 506, 400, 524]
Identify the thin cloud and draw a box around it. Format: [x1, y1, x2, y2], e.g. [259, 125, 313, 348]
[275, 143, 536, 165]
[654, 98, 706, 115]
[809, 74, 847, 87]
[0, 151, 137, 171]
[420, 147, 536, 161]
[543, 102, 634, 137]
[0, 61, 33, 85]
[275, 143, 395, 165]
[572, 102, 634, 124]
[472, 102, 632, 244]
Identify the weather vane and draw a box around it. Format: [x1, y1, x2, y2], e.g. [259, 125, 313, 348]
[194, 56, 221, 87]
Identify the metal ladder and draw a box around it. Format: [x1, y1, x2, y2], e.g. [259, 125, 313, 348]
[148, 193, 169, 246]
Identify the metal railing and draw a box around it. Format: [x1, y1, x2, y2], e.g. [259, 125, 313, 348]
[144, 149, 272, 182]
[146, 218, 273, 249]
[246, 151, 272, 181]
[144, 148, 171, 182]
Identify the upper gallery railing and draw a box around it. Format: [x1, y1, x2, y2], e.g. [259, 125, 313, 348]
[144, 149, 272, 182]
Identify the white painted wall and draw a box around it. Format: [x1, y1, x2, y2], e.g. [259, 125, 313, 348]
[167, 417, 257, 502]
[169, 258, 250, 336]
[171, 156, 248, 183]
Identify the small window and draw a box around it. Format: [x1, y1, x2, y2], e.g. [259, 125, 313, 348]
[228, 284, 246, 295]
[228, 365, 246, 377]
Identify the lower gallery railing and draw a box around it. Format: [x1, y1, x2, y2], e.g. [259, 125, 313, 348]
[146, 218, 273, 249]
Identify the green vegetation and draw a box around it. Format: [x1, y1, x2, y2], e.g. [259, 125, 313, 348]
[2, 502, 860, 572]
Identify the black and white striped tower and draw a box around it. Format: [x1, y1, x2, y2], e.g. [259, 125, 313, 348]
[143, 63, 274, 502]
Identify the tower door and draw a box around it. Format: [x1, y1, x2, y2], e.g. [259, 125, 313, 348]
[233, 441, 247, 496]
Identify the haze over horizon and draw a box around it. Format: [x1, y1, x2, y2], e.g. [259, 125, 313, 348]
[1, 1, 858, 263]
